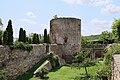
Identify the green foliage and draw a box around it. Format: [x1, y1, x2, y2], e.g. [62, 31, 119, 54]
[0, 69, 8, 80]
[112, 19, 120, 40]
[47, 53, 60, 68]
[19, 28, 23, 42]
[82, 35, 100, 41]
[6, 20, 13, 45]
[23, 30, 26, 42]
[32, 33, 40, 44]
[0, 18, 3, 26]
[40, 68, 48, 79]
[0, 30, 3, 39]
[0, 29, 3, 45]
[104, 44, 120, 65]
[81, 37, 104, 48]
[99, 31, 112, 42]
[28, 37, 32, 44]
[96, 64, 111, 79]
[44, 29, 48, 43]
[13, 42, 33, 51]
[103, 44, 120, 79]
[47, 34, 50, 43]
[3, 30, 8, 45]
[72, 49, 92, 76]
[18, 28, 26, 43]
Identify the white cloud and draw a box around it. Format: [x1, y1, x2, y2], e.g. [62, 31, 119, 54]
[19, 19, 37, 25]
[101, 4, 120, 14]
[63, 0, 112, 6]
[92, 0, 112, 6]
[90, 18, 113, 32]
[63, 0, 90, 5]
[26, 12, 36, 18]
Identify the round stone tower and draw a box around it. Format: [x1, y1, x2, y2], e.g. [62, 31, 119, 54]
[50, 17, 81, 63]
[50, 17, 81, 45]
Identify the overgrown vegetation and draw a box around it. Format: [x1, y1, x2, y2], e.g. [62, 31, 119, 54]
[47, 52, 60, 68]
[12, 42, 33, 51]
[0, 69, 8, 80]
[32, 33, 40, 44]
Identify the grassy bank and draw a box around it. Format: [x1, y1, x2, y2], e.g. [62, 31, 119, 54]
[30, 61, 103, 80]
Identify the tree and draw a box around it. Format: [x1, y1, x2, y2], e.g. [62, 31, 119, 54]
[44, 29, 48, 43]
[112, 19, 120, 40]
[3, 30, 8, 45]
[32, 33, 40, 44]
[18, 28, 24, 42]
[23, 30, 26, 42]
[18, 28, 26, 43]
[36, 34, 40, 44]
[28, 37, 32, 44]
[99, 31, 112, 44]
[0, 18, 3, 27]
[72, 49, 91, 77]
[0, 18, 3, 44]
[6, 20, 13, 45]
[47, 34, 50, 43]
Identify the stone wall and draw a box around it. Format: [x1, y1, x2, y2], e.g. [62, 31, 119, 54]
[111, 55, 120, 80]
[0, 44, 46, 80]
[0, 43, 80, 79]
[50, 44, 80, 63]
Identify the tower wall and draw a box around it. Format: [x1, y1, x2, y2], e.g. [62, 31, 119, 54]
[50, 18, 81, 45]
[50, 18, 81, 62]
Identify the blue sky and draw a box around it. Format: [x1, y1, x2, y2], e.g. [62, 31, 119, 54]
[0, 0, 120, 37]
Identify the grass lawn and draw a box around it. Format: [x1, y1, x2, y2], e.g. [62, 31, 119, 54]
[30, 61, 104, 80]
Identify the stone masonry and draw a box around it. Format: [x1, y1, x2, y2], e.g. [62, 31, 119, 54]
[0, 44, 46, 80]
[111, 55, 120, 80]
[50, 18, 81, 62]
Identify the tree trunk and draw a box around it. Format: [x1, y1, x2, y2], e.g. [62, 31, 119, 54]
[84, 66, 88, 76]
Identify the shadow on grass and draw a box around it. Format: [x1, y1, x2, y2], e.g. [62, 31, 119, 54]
[74, 75, 100, 80]
[41, 76, 49, 80]
[49, 66, 62, 72]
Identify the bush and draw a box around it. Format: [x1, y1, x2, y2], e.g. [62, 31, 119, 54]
[47, 52, 60, 68]
[104, 44, 120, 65]
[40, 68, 48, 78]
[96, 64, 111, 79]
[0, 69, 8, 80]
[12, 42, 33, 51]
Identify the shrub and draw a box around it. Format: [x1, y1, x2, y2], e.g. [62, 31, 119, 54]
[104, 44, 120, 65]
[96, 64, 111, 80]
[40, 68, 48, 78]
[12, 42, 33, 51]
[0, 69, 8, 80]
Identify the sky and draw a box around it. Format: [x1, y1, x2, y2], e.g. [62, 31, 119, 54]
[0, 0, 120, 37]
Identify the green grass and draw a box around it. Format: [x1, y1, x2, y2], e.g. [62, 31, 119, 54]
[30, 61, 104, 80]
[16, 57, 47, 80]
